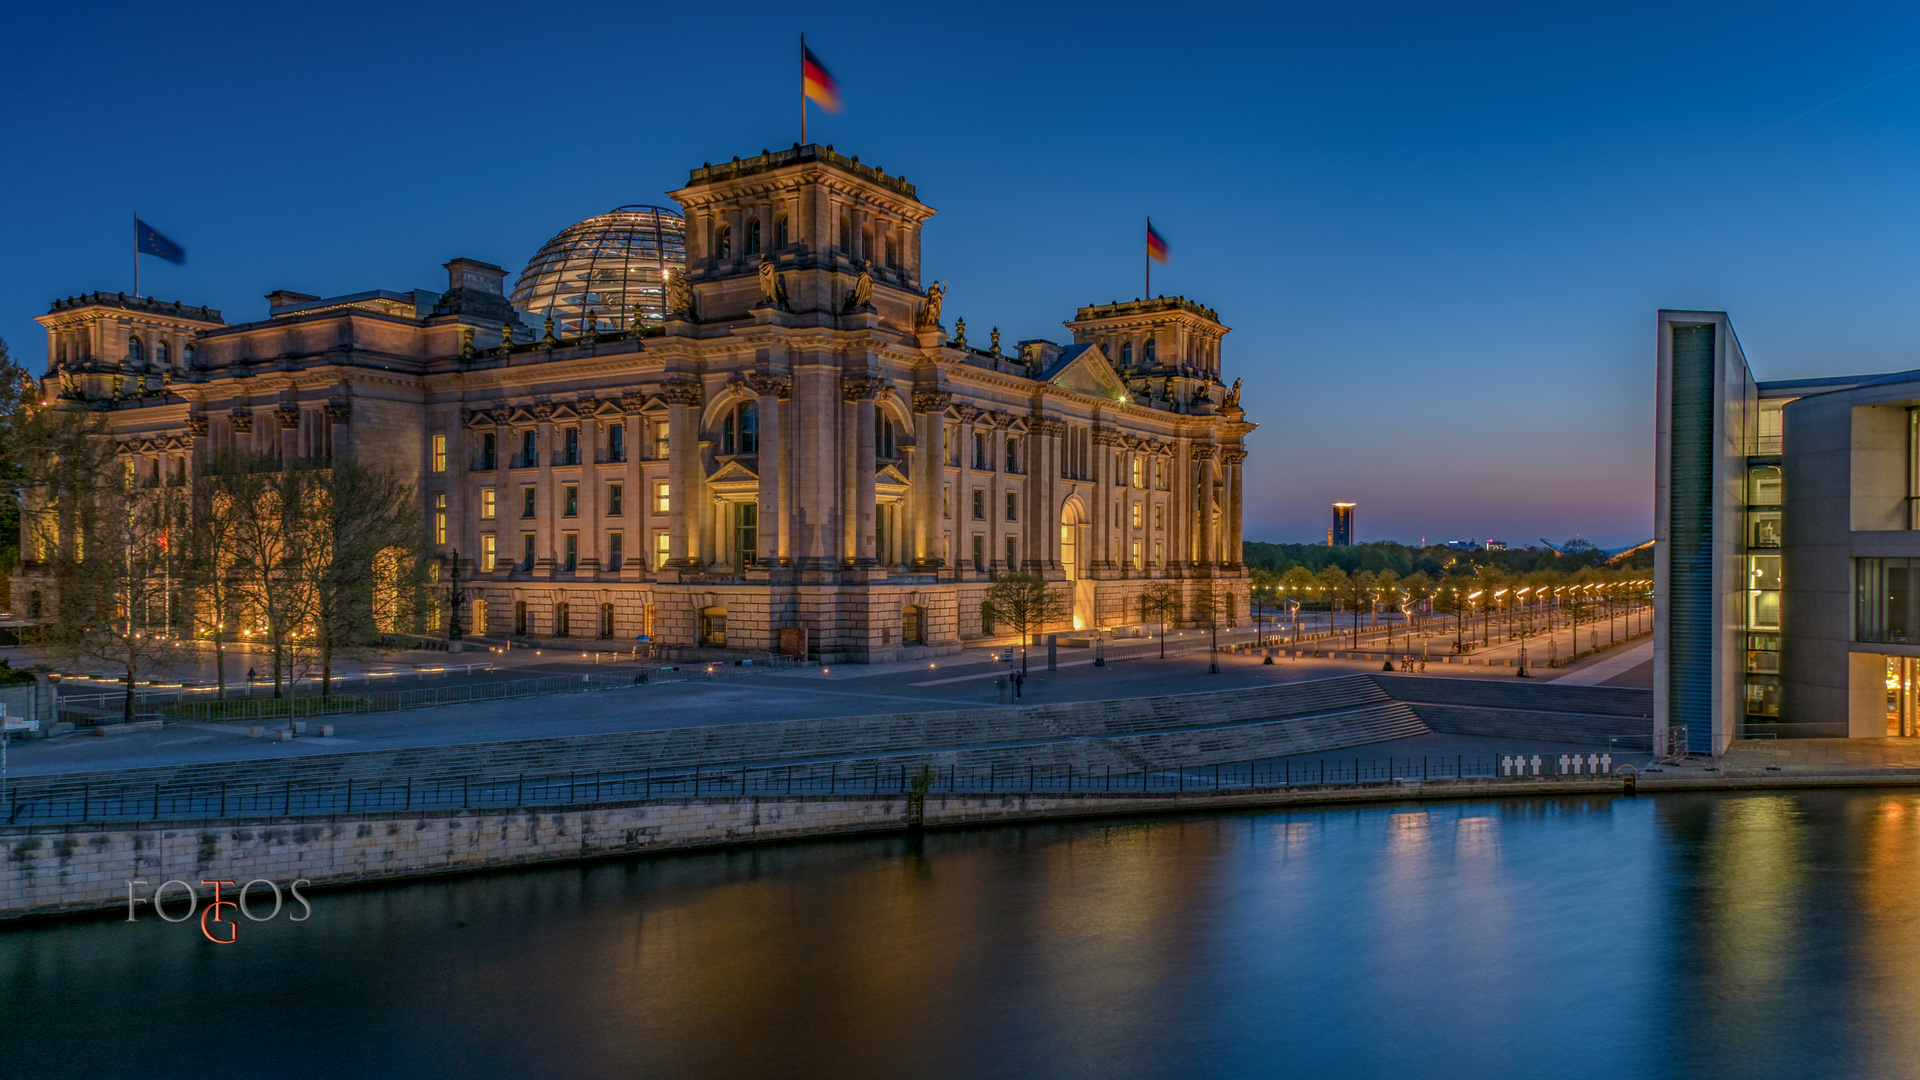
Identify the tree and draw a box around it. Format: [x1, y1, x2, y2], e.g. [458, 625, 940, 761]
[1316, 565, 1349, 644]
[1434, 574, 1472, 652]
[981, 573, 1071, 674]
[1371, 568, 1399, 633]
[227, 465, 312, 698]
[300, 458, 429, 697]
[1139, 581, 1181, 659]
[1279, 565, 1318, 640]
[1190, 579, 1237, 674]
[1401, 570, 1434, 650]
[1333, 569, 1374, 648]
[39, 448, 184, 722]
[179, 451, 251, 699]
[0, 338, 38, 608]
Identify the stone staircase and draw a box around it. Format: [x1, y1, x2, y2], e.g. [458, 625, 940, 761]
[1371, 674, 1652, 744]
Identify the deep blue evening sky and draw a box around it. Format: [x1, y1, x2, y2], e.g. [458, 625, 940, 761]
[5, 1, 1919, 547]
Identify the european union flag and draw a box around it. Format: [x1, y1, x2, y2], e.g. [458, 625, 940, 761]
[135, 217, 185, 264]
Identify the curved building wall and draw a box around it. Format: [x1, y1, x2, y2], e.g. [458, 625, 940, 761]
[511, 206, 686, 335]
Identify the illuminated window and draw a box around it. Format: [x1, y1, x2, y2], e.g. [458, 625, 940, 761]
[434, 493, 447, 545]
[1154, 539, 1163, 566]
[653, 420, 669, 459]
[1154, 504, 1164, 530]
[1132, 457, 1143, 488]
[1131, 503, 1142, 529]
[472, 599, 487, 636]
[655, 481, 670, 513]
[480, 487, 496, 520]
[1131, 540, 1142, 570]
[432, 434, 447, 473]
[655, 531, 670, 568]
[477, 532, 497, 572]
[903, 605, 926, 645]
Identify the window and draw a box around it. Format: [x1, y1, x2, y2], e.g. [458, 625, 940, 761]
[480, 433, 497, 471]
[903, 605, 926, 645]
[564, 485, 578, 517]
[1006, 492, 1018, 522]
[520, 430, 536, 467]
[472, 599, 487, 636]
[562, 427, 580, 466]
[973, 432, 988, 470]
[715, 223, 732, 260]
[608, 483, 623, 516]
[1006, 536, 1017, 569]
[157, 341, 171, 367]
[745, 218, 761, 255]
[432, 434, 448, 473]
[522, 533, 536, 570]
[1121, 341, 1132, 366]
[1153, 458, 1166, 489]
[555, 602, 571, 637]
[1131, 540, 1142, 570]
[655, 531, 671, 569]
[972, 489, 985, 520]
[701, 606, 728, 647]
[839, 212, 851, 253]
[1005, 437, 1020, 473]
[608, 423, 625, 462]
[653, 420, 669, 459]
[943, 483, 951, 518]
[434, 493, 448, 545]
[877, 417, 895, 458]
[775, 215, 789, 249]
[1132, 457, 1143, 488]
[1131, 502, 1142, 529]
[736, 503, 759, 568]
[128, 335, 144, 363]
[655, 481, 670, 514]
[522, 487, 536, 519]
[481, 533, 496, 572]
[608, 531, 623, 570]
[1154, 504, 1164, 530]
[1154, 539, 1163, 566]
[600, 603, 615, 638]
[972, 534, 985, 572]
[514, 600, 528, 635]
[563, 533, 578, 572]
[723, 401, 758, 455]
[480, 487, 496, 520]
[1144, 339, 1156, 364]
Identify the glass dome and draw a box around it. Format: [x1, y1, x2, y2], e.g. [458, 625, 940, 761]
[511, 205, 687, 336]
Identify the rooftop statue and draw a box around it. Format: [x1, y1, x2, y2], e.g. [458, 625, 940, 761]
[1224, 377, 1241, 410]
[757, 256, 778, 304]
[918, 281, 945, 329]
[844, 265, 873, 312]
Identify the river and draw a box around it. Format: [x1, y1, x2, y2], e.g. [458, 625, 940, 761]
[3, 791, 1915, 1079]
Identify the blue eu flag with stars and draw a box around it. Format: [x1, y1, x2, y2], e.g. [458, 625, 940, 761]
[135, 217, 185, 264]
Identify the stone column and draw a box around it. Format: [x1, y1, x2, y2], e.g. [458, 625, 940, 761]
[1090, 428, 1110, 572]
[534, 407, 555, 575]
[912, 390, 952, 568]
[621, 398, 644, 577]
[748, 372, 788, 566]
[1193, 443, 1217, 571]
[186, 414, 210, 463]
[1224, 448, 1245, 570]
[581, 415, 600, 572]
[842, 373, 884, 565]
[277, 404, 299, 461]
[660, 379, 703, 568]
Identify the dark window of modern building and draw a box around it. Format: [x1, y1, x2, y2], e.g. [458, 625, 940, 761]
[1858, 557, 1920, 644]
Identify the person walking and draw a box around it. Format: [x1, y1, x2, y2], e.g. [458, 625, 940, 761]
[246, 667, 257, 684]
[1013, 670, 1024, 699]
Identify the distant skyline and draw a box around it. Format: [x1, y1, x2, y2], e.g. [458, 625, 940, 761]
[6, 1, 1920, 548]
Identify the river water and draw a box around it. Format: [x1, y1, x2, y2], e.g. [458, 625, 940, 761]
[4, 791, 1918, 1079]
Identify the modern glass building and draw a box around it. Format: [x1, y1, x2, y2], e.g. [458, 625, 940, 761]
[1657, 309, 1920, 750]
[510, 206, 687, 336]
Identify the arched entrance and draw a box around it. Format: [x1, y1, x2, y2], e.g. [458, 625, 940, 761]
[1061, 498, 1091, 631]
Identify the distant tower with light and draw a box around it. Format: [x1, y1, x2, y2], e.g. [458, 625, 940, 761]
[1331, 503, 1355, 547]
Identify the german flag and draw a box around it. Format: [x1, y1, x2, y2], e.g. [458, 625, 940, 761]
[1146, 220, 1169, 264]
[802, 44, 841, 112]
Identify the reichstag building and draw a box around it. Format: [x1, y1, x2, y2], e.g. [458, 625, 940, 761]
[21, 144, 1255, 662]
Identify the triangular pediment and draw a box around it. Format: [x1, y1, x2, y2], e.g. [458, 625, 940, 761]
[877, 463, 911, 486]
[1044, 344, 1131, 401]
[707, 458, 760, 483]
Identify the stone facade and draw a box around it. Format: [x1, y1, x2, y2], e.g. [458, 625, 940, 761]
[14, 145, 1253, 662]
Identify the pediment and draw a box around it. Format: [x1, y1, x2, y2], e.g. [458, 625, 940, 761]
[707, 458, 760, 484]
[877, 463, 911, 486]
[1044, 344, 1131, 401]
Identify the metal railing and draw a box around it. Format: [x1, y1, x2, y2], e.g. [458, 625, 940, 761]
[0, 751, 1636, 826]
[156, 672, 641, 722]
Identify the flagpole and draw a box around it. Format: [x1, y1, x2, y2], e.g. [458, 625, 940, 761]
[800, 33, 807, 147]
[133, 212, 139, 298]
[1144, 216, 1150, 298]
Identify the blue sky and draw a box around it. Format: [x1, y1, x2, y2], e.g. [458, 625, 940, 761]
[5, 1, 1919, 548]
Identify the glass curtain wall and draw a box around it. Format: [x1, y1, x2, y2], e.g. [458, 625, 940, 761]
[1744, 452, 1783, 729]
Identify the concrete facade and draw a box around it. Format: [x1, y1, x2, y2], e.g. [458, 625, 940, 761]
[12, 145, 1253, 663]
[1656, 307, 1920, 743]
